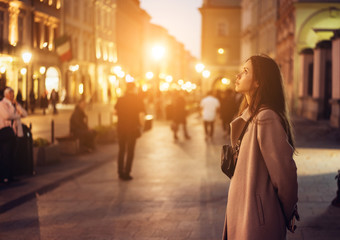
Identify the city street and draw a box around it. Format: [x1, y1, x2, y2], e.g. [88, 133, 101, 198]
[0, 106, 340, 240]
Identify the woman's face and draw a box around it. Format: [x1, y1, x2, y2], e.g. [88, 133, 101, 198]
[235, 60, 258, 95]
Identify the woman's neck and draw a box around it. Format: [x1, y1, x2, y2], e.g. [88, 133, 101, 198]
[245, 93, 252, 105]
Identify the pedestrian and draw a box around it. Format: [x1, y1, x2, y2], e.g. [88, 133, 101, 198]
[0, 87, 27, 184]
[29, 89, 36, 114]
[219, 88, 236, 136]
[200, 90, 220, 141]
[16, 89, 23, 106]
[40, 91, 49, 115]
[50, 89, 59, 114]
[70, 99, 96, 152]
[222, 54, 299, 240]
[115, 82, 145, 180]
[170, 91, 190, 140]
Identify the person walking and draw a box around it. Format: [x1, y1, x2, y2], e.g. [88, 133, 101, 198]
[200, 90, 220, 141]
[70, 99, 96, 152]
[115, 82, 145, 181]
[50, 89, 59, 114]
[40, 91, 49, 115]
[0, 87, 27, 183]
[29, 89, 36, 114]
[170, 91, 190, 140]
[222, 55, 299, 240]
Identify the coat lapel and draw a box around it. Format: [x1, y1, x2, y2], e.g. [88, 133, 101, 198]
[230, 108, 251, 147]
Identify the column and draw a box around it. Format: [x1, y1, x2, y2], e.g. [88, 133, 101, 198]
[330, 30, 340, 127]
[307, 40, 332, 120]
[8, 2, 20, 46]
[298, 48, 313, 116]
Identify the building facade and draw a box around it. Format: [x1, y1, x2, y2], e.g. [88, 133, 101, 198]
[0, 0, 61, 108]
[275, 0, 340, 127]
[199, 0, 241, 94]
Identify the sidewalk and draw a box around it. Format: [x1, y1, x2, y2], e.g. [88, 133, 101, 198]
[0, 144, 117, 214]
[0, 111, 340, 240]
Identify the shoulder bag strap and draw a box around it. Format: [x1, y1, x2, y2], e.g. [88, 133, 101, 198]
[235, 116, 253, 154]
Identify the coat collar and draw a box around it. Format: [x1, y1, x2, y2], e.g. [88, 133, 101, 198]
[230, 107, 251, 147]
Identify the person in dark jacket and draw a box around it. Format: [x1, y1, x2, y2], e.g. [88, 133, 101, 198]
[40, 91, 49, 115]
[50, 89, 59, 114]
[115, 82, 145, 180]
[170, 91, 190, 140]
[70, 99, 96, 152]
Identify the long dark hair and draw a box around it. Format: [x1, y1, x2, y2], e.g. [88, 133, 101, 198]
[238, 54, 295, 149]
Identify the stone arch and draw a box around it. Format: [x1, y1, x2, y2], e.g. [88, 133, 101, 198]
[297, 7, 340, 52]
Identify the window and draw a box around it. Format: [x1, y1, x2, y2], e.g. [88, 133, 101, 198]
[34, 21, 41, 48]
[18, 15, 24, 44]
[44, 24, 49, 49]
[217, 22, 229, 36]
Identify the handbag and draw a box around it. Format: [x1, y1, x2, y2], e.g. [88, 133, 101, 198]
[221, 118, 252, 179]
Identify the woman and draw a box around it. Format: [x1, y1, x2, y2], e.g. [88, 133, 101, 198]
[222, 55, 299, 240]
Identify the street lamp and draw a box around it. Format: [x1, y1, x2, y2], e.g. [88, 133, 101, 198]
[195, 63, 205, 73]
[22, 51, 32, 110]
[152, 45, 165, 61]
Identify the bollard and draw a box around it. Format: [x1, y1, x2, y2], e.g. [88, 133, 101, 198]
[51, 120, 55, 144]
[98, 113, 101, 126]
[331, 170, 340, 207]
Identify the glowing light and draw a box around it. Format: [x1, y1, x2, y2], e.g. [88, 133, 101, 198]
[69, 64, 79, 72]
[22, 52, 32, 64]
[113, 66, 122, 74]
[178, 79, 184, 85]
[221, 78, 231, 85]
[116, 88, 122, 96]
[195, 63, 205, 73]
[0, 66, 6, 74]
[43, 42, 48, 48]
[202, 70, 211, 78]
[39, 66, 46, 74]
[117, 71, 125, 78]
[159, 82, 170, 92]
[218, 48, 225, 54]
[146, 71, 154, 80]
[20, 68, 27, 75]
[79, 83, 84, 94]
[165, 75, 173, 83]
[152, 45, 165, 60]
[109, 75, 116, 84]
[142, 84, 148, 92]
[145, 115, 153, 120]
[125, 74, 134, 82]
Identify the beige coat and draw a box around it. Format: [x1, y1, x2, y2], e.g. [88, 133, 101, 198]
[223, 108, 298, 240]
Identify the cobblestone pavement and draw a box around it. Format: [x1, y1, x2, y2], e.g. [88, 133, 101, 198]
[0, 110, 340, 240]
